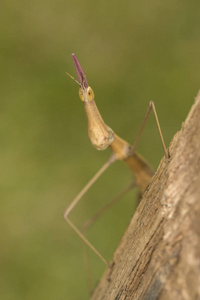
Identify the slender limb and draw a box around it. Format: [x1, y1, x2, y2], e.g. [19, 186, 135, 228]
[64, 155, 116, 266]
[64, 155, 115, 217]
[66, 218, 109, 265]
[83, 241, 93, 295]
[82, 181, 136, 295]
[132, 101, 169, 159]
[82, 181, 136, 234]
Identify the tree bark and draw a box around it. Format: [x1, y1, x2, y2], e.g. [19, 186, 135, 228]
[91, 91, 200, 300]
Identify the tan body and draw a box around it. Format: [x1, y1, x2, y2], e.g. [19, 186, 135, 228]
[64, 53, 168, 266]
[110, 133, 154, 192]
[82, 85, 154, 193]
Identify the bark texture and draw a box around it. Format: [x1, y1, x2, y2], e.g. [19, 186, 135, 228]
[91, 91, 200, 300]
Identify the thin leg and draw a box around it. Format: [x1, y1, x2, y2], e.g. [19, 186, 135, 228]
[82, 181, 136, 234]
[83, 241, 93, 295]
[132, 101, 169, 159]
[64, 155, 115, 266]
[82, 180, 137, 295]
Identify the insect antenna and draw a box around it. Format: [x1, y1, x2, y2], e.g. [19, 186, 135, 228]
[65, 72, 81, 86]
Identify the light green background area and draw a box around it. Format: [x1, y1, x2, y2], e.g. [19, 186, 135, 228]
[1, 1, 200, 299]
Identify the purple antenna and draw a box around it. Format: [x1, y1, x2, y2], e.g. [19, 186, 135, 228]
[72, 54, 89, 88]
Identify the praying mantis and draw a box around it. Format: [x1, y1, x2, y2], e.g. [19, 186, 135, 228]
[64, 54, 169, 267]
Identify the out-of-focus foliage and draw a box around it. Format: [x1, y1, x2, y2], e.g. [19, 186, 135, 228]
[0, 1, 200, 299]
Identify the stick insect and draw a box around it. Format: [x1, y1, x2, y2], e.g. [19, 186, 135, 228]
[64, 54, 169, 267]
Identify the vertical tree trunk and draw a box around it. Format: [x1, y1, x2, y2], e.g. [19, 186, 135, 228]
[91, 91, 200, 300]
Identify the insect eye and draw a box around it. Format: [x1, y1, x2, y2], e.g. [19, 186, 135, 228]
[87, 87, 94, 101]
[78, 88, 84, 102]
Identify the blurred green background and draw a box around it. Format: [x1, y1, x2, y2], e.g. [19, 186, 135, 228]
[0, 1, 200, 299]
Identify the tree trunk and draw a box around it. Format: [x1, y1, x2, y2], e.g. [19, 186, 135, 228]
[91, 91, 200, 300]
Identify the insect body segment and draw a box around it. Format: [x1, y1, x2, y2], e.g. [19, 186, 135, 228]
[65, 53, 168, 266]
[71, 53, 154, 191]
[84, 99, 114, 151]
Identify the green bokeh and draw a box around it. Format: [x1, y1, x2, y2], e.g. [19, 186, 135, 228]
[0, 1, 200, 299]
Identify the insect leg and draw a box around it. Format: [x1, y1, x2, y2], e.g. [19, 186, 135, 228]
[64, 156, 115, 266]
[132, 101, 169, 159]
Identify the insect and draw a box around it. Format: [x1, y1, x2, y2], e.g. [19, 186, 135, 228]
[64, 54, 169, 266]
